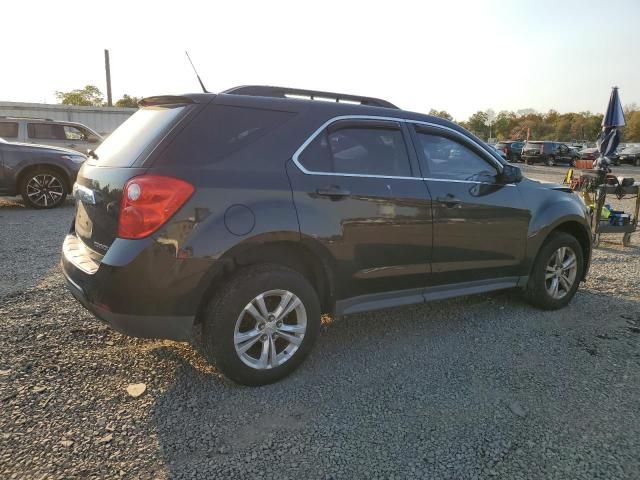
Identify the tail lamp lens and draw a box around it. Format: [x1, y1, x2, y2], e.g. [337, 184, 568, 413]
[118, 175, 194, 239]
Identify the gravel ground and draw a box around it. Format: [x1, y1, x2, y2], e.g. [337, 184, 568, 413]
[1, 166, 640, 479]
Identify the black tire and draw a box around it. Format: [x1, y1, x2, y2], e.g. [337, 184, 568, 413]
[569, 159, 576, 168]
[20, 167, 68, 209]
[635, 158, 640, 167]
[545, 156, 555, 167]
[524, 232, 584, 310]
[201, 264, 321, 386]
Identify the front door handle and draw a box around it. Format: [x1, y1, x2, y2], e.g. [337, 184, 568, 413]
[316, 186, 351, 199]
[436, 194, 462, 207]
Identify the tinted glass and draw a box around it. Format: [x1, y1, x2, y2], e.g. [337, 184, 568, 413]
[94, 105, 186, 167]
[28, 123, 67, 140]
[157, 105, 295, 166]
[0, 122, 18, 138]
[417, 133, 496, 180]
[298, 125, 411, 177]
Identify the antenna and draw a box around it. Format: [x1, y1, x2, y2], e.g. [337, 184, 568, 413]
[185, 51, 209, 93]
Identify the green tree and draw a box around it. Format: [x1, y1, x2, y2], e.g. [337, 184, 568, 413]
[493, 111, 517, 140]
[428, 109, 453, 121]
[55, 85, 104, 106]
[624, 110, 640, 142]
[466, 111, 489, 138]
[115, 94, 141, 108]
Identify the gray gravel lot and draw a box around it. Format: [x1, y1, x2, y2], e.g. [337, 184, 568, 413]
[1, 166, 639, 479]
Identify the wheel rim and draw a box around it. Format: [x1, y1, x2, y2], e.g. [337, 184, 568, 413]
[545, 247, 578, 299]
[26, 174, 64, 207]
[234, 289, 307, 370]
[546, 157, 554, 166]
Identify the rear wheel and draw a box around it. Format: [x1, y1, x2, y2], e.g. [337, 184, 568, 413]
[525, 232, 583, 310]
[545, 156, 555, 167]
[20, 168, 67, 209]
[201, 264, 321, 386]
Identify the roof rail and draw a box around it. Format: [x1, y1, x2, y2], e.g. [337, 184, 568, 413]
[0, 115, 54, 121]
[222, 85, 398, 109]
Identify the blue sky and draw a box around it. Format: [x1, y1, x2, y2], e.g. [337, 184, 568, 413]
[1, 0, 638, 120]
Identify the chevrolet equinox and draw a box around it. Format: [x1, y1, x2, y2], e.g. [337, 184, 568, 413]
[62, 86, 592, 385]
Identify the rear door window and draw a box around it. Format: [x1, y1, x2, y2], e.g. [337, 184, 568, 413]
[298, 120, 412, 177]
[0, 122, 18, 138]
[28, 123, 67, 140]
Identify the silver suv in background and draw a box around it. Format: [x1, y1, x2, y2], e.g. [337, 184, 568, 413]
[0, 117, 103, 153]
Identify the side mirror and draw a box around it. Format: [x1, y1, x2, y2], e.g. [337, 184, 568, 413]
[500, 163, 522, 184]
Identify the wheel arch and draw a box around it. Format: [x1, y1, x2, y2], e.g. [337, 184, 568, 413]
[194, 236, 336, 324]
[530, 219, 591, 281]
[16, 163, 74, 193]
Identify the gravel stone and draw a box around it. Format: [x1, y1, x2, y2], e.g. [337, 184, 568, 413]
[1, 166, 640, 479]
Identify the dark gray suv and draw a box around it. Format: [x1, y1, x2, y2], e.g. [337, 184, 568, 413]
[62, 86, 592, 385]
[0, 138, 85, 208]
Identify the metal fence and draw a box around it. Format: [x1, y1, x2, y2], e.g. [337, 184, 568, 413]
[0, 101, 136, 136]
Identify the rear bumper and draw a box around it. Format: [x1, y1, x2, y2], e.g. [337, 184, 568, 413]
[61, 234, 199, 341]
[63, 269, 193, 341]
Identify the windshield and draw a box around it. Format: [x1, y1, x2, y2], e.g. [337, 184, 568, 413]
[93, 105, 187, 167]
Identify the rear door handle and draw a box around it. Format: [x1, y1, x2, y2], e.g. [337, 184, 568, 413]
[316, 186, 351, 199]
[436, 195, 462, 207]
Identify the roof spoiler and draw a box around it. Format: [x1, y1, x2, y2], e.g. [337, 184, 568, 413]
[222, 85, 398, 109]
[139, 95, 196, 107]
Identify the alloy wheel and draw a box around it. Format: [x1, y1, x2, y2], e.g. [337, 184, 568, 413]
[545, 246, 578, 299]
[234, 289, 307, 370]
[26, 174, 65, 207]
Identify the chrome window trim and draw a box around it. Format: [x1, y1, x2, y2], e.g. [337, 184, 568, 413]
[291, 114, 510, 185]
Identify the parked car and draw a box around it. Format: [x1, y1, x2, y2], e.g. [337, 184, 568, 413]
[0, 117, 103, 154]
[0, 138, 86, 208]
[495, 140, 525, 162]
[579, 147, 620, 166]
[522, 141, 580, 166]
[617, 144, 640, 166]
[61, 86, 592, 385]
[490, 144, 507, 160]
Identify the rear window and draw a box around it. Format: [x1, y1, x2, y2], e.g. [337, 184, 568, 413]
[0, 122, 18, 138]
[93, 105, 186, 167]
[156, 105, 295, 166]
[524, 142, 543, 150]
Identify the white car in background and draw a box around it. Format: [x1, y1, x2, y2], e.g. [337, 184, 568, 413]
[0, 117, 102, 153]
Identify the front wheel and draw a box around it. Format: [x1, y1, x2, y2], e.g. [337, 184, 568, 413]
[201, 264, 321, 386]
[525, 232, 583, 310]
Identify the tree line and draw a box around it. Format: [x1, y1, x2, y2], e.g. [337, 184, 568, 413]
[429, 107, 640, 143]
[55, 85, 141, 108]
[55, 85, 640, 143]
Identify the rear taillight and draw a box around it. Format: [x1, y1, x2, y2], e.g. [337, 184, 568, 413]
[118, 175, 194, 239]
[539, 144, 544, 153]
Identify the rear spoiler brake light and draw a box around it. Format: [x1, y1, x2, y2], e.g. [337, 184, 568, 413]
[138, 96, 196, 107]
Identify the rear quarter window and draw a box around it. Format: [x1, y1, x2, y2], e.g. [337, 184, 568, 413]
[0, 122, 18, 138]
[155, 105, 295, 166]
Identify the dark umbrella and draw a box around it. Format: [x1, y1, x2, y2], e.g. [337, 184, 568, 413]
[595, 86, 626, 169]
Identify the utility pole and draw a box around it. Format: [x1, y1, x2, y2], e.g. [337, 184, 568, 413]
[104, 49, 112, 106]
